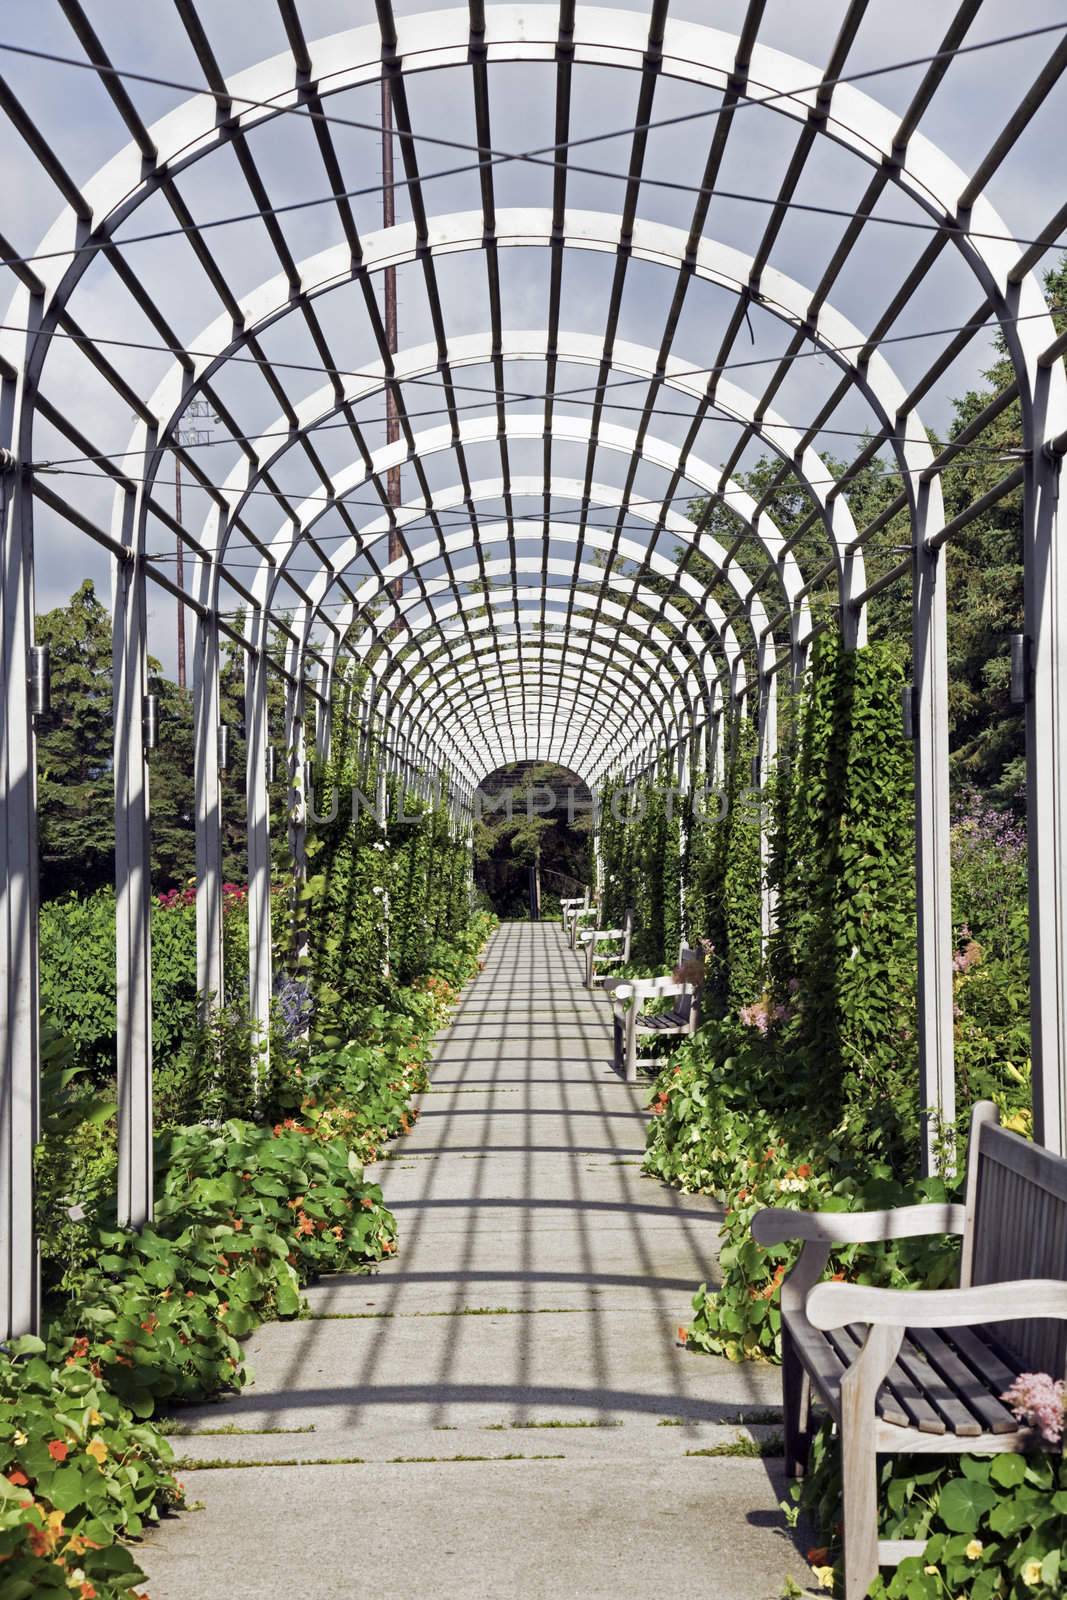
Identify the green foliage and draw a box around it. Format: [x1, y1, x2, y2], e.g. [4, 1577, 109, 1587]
[769, 634, 917, 1122]
[473, 762, 592, 919]
[597, 763, 686, 971]
[797, 1422, 1067, 1599]
[34, 582, 116, 900]
[0, 1334, 175, 1598]
[38, 890, 251, 1084]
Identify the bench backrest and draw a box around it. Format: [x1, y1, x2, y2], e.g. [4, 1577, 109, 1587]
[963, 1103, 1067, 1377]
[669, 947, 705, 1024]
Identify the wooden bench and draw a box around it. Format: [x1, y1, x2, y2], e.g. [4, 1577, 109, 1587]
[608, 947, 703, 1083]
[580, 907, 633, 988]
[751, 1101, 1067, 1598]
[560, 894, 589, 949]
[569, 903, 599, 954]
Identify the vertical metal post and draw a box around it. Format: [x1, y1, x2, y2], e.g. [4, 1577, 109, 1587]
[1025, 379, 1067, 1154]
[912, 480, 956, 1174]
[286, 664, 308, 969]
[0, 446, 40, 1335]
[757, 658, 778, 951]
[246, 613, 272, 1084]
[193, 613, 224, 1016]
[112, 504, 153, 1230]
[314, 657, 332, 766]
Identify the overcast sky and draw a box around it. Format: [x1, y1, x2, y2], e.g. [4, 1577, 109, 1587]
[3, 0, 1065, 679]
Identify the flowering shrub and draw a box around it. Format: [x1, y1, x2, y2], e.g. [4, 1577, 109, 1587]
[1001, 1373, 1066, 1445]
[46, 1119, 398, 1418]
[0, 1334, 178, 1597]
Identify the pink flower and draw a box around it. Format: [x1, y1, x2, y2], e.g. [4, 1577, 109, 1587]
[1001, 1372, 1066, 1443]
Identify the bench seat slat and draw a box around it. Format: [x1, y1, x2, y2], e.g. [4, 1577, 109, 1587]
[832, 1325, 947, 1434]
[909, 1328, 1020, 1435]
[787, 1313, 1028, 1439]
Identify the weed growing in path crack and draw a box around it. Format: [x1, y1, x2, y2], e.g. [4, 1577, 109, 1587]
[388, 1453, 566, 1464]
[685, 1434, 784, 1459]
[177, 1456, 366, 1470]
[161, 1423, 316, 1437]
[483, 1420, 622, 1430]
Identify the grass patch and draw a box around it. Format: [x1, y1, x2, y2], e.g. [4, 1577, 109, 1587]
[388, 1453, 566, 1464]
[685, 1433, 784, 1459]
[484, 1419, 622, 1431]
[307, 1305, 586, 1321]
[177, 1455, 365, 1470]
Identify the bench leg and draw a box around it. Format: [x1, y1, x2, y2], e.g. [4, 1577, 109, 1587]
[625, 1012, 637, 1083]
[781, 1325, 811, 1478]
[840, 1325, 902, 1600]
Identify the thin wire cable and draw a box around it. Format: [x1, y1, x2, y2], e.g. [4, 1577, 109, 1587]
[13, 306, 1056, 471]
[2, 20, 1067, 270]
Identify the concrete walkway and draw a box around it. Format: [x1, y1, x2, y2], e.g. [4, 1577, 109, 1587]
[140, 923, 817, 1599]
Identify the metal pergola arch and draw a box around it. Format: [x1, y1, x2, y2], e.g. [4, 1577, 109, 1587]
[1, 0, 1065, 1341]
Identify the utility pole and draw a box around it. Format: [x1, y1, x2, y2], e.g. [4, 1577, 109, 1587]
[382, 74, 402, 601]
[173, 399, 215, 689]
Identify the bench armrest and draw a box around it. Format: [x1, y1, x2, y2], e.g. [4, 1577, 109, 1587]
[751, 1201, 966, 1248]
[588, 928, 626, 942]
[808, 1277, 1067, 1332]
[616, 977, 691, 1002]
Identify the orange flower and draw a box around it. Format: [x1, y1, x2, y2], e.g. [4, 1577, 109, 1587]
[47, 1440, 69, 1462]
[85, 1437, 108, 1466]
[360, 1196, 375, 1210]
[140, 1314, 159, 1335]
[233, 1218, 243, 1231]
[381, 1239, 397, 1254]
[81, 1585, 98, 1599]
[295, 1212, 315, 1237]
[796, 1163, 812, 1179]
[676, 1326, 688, 1345]
[7, 1469, 29, 1487]
[807, 1548, 829, 1566]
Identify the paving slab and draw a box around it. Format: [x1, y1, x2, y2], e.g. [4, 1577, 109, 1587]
[138, 923, 812, 1599]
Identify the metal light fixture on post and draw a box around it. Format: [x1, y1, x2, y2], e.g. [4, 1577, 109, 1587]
[142, 694, 159, 752]
[1010, 635, 1032, 705]
[266, 745, 277, 784]
[28, 644, 50, 717]
[217, 723, 230, 774]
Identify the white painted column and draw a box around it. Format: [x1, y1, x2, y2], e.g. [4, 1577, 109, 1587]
[112, 508, 154, 1230]
[757, 656, 779, 952]
[246, 612, 273, 1084]
[285, 662, 308, 969]
[0, 449, 40, 1335]
[193, 612, 224, 1016]
[912, 477, 956, 1174]
[1026, 373, 1067, 1154]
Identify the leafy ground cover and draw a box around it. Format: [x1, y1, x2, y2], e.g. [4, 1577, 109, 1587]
[598, 632, 1036, 1596]
[10, 908, 495, 1600]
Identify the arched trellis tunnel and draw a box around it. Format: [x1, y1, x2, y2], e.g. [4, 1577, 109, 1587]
[1, 0, 1066, 1348]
